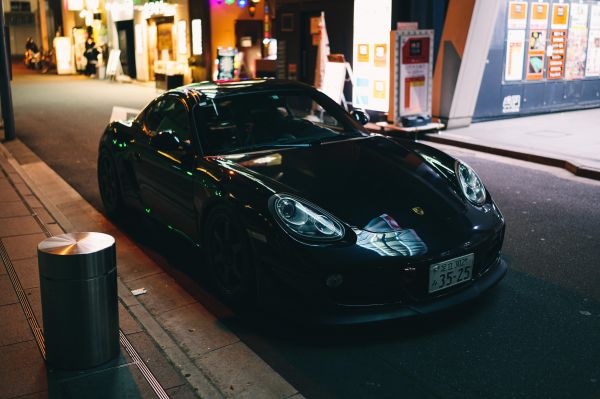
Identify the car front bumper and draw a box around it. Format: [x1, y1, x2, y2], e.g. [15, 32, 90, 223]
[311, 256, 507, 325]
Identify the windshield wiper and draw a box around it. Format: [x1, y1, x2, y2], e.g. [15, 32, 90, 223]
[221, 142, 311, 155]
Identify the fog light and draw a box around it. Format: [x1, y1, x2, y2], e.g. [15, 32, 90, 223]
[325, 273, 343, 288]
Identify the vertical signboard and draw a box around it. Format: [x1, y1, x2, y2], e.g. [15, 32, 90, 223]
[548, 3, 569, 80]
[505, 30, 526, 81]
[586, 5, 600, 77]
[565, 3, 588, 80]
[526, 2, 549, 80]
[389, 30, 434, 123]
[216, 48, 236, 80]
[505, 1, 527, 81]
[352, 0, 392, 112]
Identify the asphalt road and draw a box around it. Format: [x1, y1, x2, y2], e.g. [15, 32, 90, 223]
[8, 69, 600, 399]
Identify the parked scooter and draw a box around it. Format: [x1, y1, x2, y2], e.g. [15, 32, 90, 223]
[24, 37, 42, 70]
[38, 50, 56, 74]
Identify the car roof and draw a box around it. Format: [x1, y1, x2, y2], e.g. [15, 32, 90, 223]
[169, 79, 315, 101]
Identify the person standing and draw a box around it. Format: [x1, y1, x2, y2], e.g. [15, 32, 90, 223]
[84, 26, 98, 76]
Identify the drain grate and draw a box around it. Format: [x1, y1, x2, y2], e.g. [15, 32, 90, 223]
[0, 239, 46, 358]
[0, 165, 171, 399]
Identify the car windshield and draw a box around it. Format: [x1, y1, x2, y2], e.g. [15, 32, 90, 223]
[195, 90, 366, 155]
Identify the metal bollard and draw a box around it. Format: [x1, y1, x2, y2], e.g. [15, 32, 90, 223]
[38, 232, 119, 369]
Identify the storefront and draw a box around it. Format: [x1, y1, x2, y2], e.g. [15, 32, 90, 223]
[273, 0, 447, 120]
[104, 0, 191, 83]
[473, 0, 600, 121]
[53, 0, 108, 73]
[207, 0, 275, 80]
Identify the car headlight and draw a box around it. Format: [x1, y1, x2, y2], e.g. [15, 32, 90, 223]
[270, 194, 345, 243]
[455, 161, 486, 206]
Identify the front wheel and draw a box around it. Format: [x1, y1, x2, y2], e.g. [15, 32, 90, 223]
[204, 206, 257, 305]
[98, 149, 125, 218]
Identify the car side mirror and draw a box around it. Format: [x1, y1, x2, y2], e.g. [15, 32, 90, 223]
[151, 130, 182, 151]
[350, 109, 370, 125]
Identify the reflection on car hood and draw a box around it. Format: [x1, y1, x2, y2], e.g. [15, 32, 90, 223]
[220, 136, 473, 251]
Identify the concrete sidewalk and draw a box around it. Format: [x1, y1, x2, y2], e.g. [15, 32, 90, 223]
[421, 108, 600, 180]
[0, 148, 183, 398]
[0, 138, 302, 399]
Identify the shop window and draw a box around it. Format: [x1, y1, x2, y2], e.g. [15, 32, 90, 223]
[10, 1, 31, 12]
[156, 21, 174, 60]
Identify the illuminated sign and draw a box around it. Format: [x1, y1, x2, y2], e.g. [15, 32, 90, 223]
[352, 0, 392, 112]
[86, 0, 99, 10]
[142, 1, 176, 19]
[53, 37, 74, 75]
[110, 0, 134, 21]
[192, 19, 202, 55]
[68, 0, 84, 11]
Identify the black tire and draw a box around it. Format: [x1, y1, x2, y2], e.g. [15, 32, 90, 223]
[204, 206, 257, 305]
[98, 149, 125, 218]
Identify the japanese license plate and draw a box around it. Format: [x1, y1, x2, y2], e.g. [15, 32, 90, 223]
[428, 253, 474, 294]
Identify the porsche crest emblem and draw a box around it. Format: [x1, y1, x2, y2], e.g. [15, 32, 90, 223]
[412, 207, 425, 216]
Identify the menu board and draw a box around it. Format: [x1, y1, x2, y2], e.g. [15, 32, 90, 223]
[526, 2, 549, 80]
[547, 3, 569, 80]
[389, 30, 433, 122]
[400, 34, 431, 115]
[352, 0, 392, 112]
[504, 1, 600, 84]
[505, 2, 527, 81]
[217, 48, 236, 80]
[565, 3, 588, 80]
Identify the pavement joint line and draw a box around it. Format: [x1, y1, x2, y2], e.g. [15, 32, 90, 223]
[1, 139, 249, 399]
[2, 137, 304, 399]
[116, 278, 226, 399]
[0, 143, 176, 399]
[120, 330, 170, 399]
[0, 237, 46, 359]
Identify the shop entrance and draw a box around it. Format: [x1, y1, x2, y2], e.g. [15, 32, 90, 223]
[116, 20, 136, 79]
[299, 10, 320, 84]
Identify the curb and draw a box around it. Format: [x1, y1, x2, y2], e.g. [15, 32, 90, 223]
[0, 138, 303, 399]
[421, 134, 600, 181]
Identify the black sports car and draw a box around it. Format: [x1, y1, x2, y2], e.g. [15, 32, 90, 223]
[98, 79, 506, 324]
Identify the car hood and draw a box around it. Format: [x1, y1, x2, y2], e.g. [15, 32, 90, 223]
[217, 136, 479, 252]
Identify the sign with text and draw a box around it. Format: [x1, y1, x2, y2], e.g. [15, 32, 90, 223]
[389, 29, 433, 123]
[526, 2, 549, 80]
[505, 29, 526, 81]
[565, 3, 588, 80]
[352, 0, 392, 112]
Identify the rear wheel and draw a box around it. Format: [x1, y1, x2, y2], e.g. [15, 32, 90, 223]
[98, 149, 125, 218]
[204, 206, 257, 305]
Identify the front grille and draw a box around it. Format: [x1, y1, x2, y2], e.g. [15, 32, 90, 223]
[327, 228, 504, 307]
[329, 266, 408, 306]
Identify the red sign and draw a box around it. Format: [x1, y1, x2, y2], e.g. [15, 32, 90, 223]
[402, 37, 430, 64]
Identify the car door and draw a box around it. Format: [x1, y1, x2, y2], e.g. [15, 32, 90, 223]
[132, 94, 198, 238]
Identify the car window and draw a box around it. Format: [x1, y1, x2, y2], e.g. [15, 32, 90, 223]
[144, 97, 191, 145]
[195, 90, 364, 155]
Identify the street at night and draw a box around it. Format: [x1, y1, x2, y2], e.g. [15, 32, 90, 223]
[7, 67, 600, 399]
[2, 0, 600, 397]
